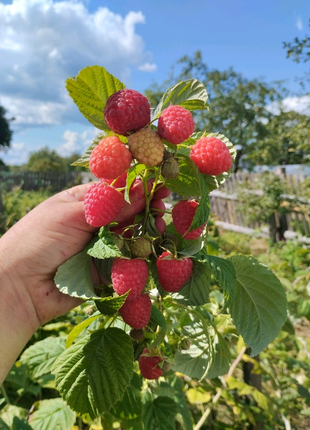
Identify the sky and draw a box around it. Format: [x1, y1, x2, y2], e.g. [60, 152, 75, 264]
[0, 0, 310, 165]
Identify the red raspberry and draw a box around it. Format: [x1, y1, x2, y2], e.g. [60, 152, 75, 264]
[156, 252, 193, 292]
[153, 184, 171, 200]
[150, 199, 165, 217]
[158, 105, 195, 144]
[84, 182, 124, 227]
[104, 89, 151, 136]
[128, 129, 164, 166]
[111, 258, 149, 301]
[190, 136, 232, 175]
[101, 171, 127, 188]
[119, 294, 152, 329]
[89, 136, 132, 179]
[139, 348, 164, 380]
[172, 200, 206, 240]
[155, 217, 166, 235]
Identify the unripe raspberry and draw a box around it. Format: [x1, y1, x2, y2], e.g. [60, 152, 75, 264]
[89, 136, 132, 179]
[119, 294, 152, 329]
[84, 182, 124, 227]
[161, 157, 180, 179]
[172, 200, 206, 240]
[130, 328, 145, 341]
[158, 105, 195, 144]
[111, 258, 149, 301]
[190, 136, 232, 175]
[128, 129, 164, 167]
[156, 251, 193, 292]
[130, 237, 152, 258]
[104, 89, 151, 135]
[139, 348, 164, 380]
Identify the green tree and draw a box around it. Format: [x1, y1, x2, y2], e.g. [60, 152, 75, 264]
[26, 147, 67, 172]
[145, 51, 283, 171]
[284, 19, 310, 63]
[0, 105, 13, 150]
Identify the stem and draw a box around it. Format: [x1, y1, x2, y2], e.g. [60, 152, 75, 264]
[1, 384, 10, 405]
[193, 345, 247, 430]
[142, 168, 160, 234]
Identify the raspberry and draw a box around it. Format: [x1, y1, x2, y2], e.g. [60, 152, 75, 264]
[130, 237, 152, 258]
[155, 217, 166, 235]
[111, 258, 149, 301]
[104, 89, 151, 136]
[156, 252, 193, 292]
[161, 157, 180, 179]
[139, 348, 164, 380]
[190, 136, 232, 175]
[172, 200, 206, 240]
[101, 171, 127, 188]
[119, 294, 152, 329]
[153, 184, 171, 200]
[158, 105, 195, 144]
[150, 199, 166, 217]
[84, 182, 124, 227]
[128, 129, 164, 167]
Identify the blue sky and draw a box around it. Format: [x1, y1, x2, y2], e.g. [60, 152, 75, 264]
[0, 0, 309, 165]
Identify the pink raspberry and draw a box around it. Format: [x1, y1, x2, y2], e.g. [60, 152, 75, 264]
[155, 217, 166, 235]
[156, 252, 193, 292]
[89, 136, 132, 179]
[84, 182, 124, 227]
[172, 200, 206, 240]
[150, 199, 166, 217]
[111, 258, 149, 301]
[190, 136, 232, 175]
[139, 348, 164, 380]
[119, 294, 152, 329]
[128, 129, 164, 166]
[153, 184, 171, 200]
[104, 89, 151, 136]
[158, 105, 195, 144]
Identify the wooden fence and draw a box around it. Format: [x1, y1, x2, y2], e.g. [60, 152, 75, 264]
[210, 171, 310, 243]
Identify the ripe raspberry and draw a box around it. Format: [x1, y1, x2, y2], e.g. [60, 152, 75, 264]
[101, 171, 127, 188]
[130, 237, 152, 258]
[161, 157, 180, 179]
[128, 129, 164, 167]
[156, 252, 193, 292]
[150, 199, 166, 217]
[190, 136, 232, 175]
[104, 89, 151, 136]
[119, 294, 152, 329]
[139, 348, 164, 380]
[153, 184, 171, 200]
[155, 217, 166, 235]
[89, 136, 132, 179]
[84, 182, 124, 227]
[158, 105, 195, 144]
[111, 258, 149, 301]
[172, 200, 206, 240]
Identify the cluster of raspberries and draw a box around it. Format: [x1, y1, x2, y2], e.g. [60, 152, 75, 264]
[83, 88, 233, 379]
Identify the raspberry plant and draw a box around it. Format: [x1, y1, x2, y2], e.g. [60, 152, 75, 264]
[51, 66, 287, 425]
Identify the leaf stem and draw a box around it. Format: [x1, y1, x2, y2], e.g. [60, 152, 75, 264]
[1, 384, 10, 405]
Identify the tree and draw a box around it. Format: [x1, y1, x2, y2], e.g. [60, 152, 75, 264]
[284, 19, 310, 63]
[26, 147, 67, 172]
[145, 51, 284, 171]
[0, 105, 13, 150]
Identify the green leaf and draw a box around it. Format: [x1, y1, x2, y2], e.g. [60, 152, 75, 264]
[0, 406, 28, 428]
[53, 328, 134, 418]
[153, 79, 208, 119]
[66, 66, 125, 130]
[229, 255, 287, 356]
[189, 171, 210, 231]
[96, 293, 129, 316]
[174, 260, 211, 306]
[226, 377, 271, 412]
[29, 399, 76, 430]
[170, 377, 194, 430]
[143, 396, 178, 430]
[165, 157, 200, 197]
[87, 227, 123, 259]
[66, 313, 101, 348]
[55, 251, 98, 300]
[125, 164, 147, 203]
[12, 417, 32, 430]
[111, 373, 142, 419]
[205, 331, 230, 379]
[149, 306, 167, 347]
[202, 255, 237, 305]
[20, 337, 66, 378]
[0, 418, 10, 430]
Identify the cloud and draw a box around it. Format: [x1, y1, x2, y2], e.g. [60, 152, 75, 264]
[295, 16, 303, 31]
[1, 142, 28, 165]
[268, 95, 310, 115]
[0, 0, 153, 126]
[56, 127, 98, 156]
[138, 62, 157, 72]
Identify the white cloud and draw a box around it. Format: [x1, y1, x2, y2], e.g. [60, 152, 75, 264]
[295, 16, 303, 31]
[56, 127, 98, 156]
[1, 142, 28, 165]
[138, 62, 157, 72]
[268, 95, 310, 115]
[0, 0, 154, 126]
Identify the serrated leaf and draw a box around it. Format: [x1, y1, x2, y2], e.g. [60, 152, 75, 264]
[165, 157, 200, 197]
[229, 255, 287, 356]
[125, 164, 147, 203]
[143, 397, 178, 430]
[96, 293, 128, 315]
[173, 260, 211, 306]
[226, 377, 271, 412]
[11, 417, 32, 430]
[205, 331, 230, 379]
[29, 399, 76, 430]
[66, 313, 101, 349]
[170, 377, 194, 430]
[0, 418, 10, 430]
[66, 66, 125, 129]
[111, 373, 142, 420]
[149, 306, 167, 347]
[189, 171, 210, 231]
[202, 255, 237, 305]
[153, 79, 208, 119]
[87, 227, 123, 259]
[20, 337, 65, 378]
[53, 328, 134, 418]
[55, 251, 99, 300]
[173, 338, 211, 380]
[0, 406, 28, 428]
